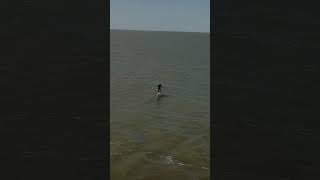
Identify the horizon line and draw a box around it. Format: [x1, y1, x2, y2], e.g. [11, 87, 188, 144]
[110, 28, 210, 34]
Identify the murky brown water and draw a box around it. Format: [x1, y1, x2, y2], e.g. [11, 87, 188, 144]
[111, 30, 210, 180]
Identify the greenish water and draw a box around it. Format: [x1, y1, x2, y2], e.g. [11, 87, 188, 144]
[111, 30, 210, 180]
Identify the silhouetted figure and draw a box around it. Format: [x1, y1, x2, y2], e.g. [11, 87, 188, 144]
[157, 84, 162, 93]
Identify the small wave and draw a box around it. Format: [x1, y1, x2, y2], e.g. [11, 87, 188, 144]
[161, 155, 187, 167]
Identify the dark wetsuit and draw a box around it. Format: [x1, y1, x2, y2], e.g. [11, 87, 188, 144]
[157, 84, 162, 93]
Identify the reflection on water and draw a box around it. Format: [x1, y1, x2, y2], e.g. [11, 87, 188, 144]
[155, 94, 170, 105]
[111, 30, 210, 180]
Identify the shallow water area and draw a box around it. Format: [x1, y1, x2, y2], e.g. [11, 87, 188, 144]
[111, 30, 210, 180]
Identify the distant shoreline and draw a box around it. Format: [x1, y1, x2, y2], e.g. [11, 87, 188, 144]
[110, 28, 210, 34]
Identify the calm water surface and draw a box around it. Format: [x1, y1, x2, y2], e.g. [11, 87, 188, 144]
[111, 30, 210, 180]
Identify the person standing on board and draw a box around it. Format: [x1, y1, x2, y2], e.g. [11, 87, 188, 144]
[157, 84, 162, 93]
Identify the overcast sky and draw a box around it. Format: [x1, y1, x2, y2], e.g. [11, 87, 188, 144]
[111, 0, 210, 32]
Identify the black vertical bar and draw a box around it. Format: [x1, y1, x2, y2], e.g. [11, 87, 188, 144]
[1, 0, 109, 179]
[214, 0, 320, 179]
[210, 0, 215, 179]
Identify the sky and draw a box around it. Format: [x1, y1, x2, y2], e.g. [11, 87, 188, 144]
[111, 0, 210, 32]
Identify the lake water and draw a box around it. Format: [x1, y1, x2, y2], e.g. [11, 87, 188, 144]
[110, 30, 210, 180]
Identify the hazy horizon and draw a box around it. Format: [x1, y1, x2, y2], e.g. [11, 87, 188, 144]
[110, 28, 210, 33]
